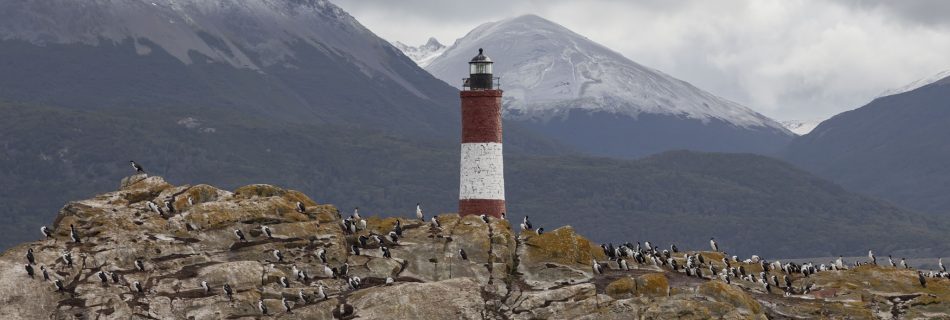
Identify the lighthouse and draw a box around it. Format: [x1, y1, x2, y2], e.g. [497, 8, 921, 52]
[459, 48, 505, 218]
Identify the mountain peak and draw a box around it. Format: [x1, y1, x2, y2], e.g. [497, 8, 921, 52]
[392, 36, 447, 67]
[426, 15, 789, 132]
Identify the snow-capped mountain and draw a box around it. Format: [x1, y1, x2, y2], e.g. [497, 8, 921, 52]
[876, 69, 950, 98]
[780, 119, 824, 135]
[392, 37, 446, 67]
[426, 14, 793, 157]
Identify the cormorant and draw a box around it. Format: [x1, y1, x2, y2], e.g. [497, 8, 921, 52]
[459, 248, 468, 260]
[26, 248, 35, 265]
[130, 161, 144, 173]
[416, 203, 424, 221]
[40, 226, 52, 239]
[234, 229, 247, 242]
[710, 238, 719, 252]
[262, 225, 273, 239]
[25, 264, 34, 278]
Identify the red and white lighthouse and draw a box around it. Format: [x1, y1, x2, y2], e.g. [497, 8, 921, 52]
[459, 48, 505, 218]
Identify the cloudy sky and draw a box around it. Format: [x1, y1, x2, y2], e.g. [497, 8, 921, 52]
[333, 0, 950, 121]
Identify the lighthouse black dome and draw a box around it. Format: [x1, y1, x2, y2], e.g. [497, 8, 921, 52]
[470, 48, 492, 63]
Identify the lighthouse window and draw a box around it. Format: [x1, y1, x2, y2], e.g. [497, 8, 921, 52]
[471, 63, 492, 74]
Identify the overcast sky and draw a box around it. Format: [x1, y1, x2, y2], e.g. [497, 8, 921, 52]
[333, 0, 950, 121]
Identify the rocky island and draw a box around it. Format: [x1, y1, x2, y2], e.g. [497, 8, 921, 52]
[0, 175, 948, 319]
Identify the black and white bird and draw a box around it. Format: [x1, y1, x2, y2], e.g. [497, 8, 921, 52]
[352, 207, 361, 220]
[381, 246, 391, 259]
[42, 266, 50, 281]
[340, 263, 349, 277]
[358, 235, 369, 248]
[388, 231, 399, 244]
[98, 270, 108, 283]
[273, 249, 284, 262]
[459, 248, 468, 260]
[54, 279, 65, 292]
[296, 201, 306, 213]
[234, 229, 247, 242]
[522, 216, 533, 230]
[280, 276, 290, 288]
[940, 258, 945, 272]
[223, 284, 233, 301]
[430, 216, 441, 228]
[593, 259, 604, 274]
[130, 161, 145, 173]
[348, 276, 361, 290]
[350, 245, 361, 256]
[393, 220, 402, 237]
[671, 244, 679, 253]
[501, 212, 506, 220]
[188, 196, 195, 207]
[784, 275, 792, 288]
[135, 259, 145, 272]
[258, 299, 268, 315]
[710, 237, 719, 252]
[133, 281, 143, 293]
[201, 280, 210, 294]
[26, 248, 35, 265]
[901, 258, 908, 269]
[40, 226, 52, 239]
[480, 214, 490, 224]
[316, 249, 327, 264]
[317, 285, 327, 300]
[323, 264, 333, 278]
[620, 259, 629, 270]
[62, 251, 73, 267]
[69, 224, 81, 243]
[163, 199, 175, 214]
[416, 203, 424, 221]
[297, 290, 308, 303]
[261, 225, 273, 239]
[536, 227, 544, 235]
[919, 272, 927, 288]
[868, 250, 876, 265]
[282, 297, 292, 312]
[25, 264, 34, 278]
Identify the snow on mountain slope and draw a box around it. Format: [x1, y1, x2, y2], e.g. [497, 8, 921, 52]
[877, 69, 950, 98]
[426, 14, 790, 133]
[393, 37, 446, 67]
[780, 119, 824, 135]
[0, 0, 426, 97]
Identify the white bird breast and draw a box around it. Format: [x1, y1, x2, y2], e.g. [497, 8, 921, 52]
[459, 143, 505, 200]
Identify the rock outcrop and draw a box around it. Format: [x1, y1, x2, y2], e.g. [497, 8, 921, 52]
[1, 175, 949, 319]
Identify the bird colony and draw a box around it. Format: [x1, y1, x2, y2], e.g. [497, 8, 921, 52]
[1, 167, 950, 319]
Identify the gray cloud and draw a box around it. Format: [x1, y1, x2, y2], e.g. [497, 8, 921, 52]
[333, 0, 950, 121]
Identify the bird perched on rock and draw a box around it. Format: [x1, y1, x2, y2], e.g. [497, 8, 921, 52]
[710, 238, 719, 252]
[62, 251, 73, 267]
[273, 249, 284, 262]
[26, 248, 35, 265]
[298, 290, 308, 303]
[940, 258, 946, 272]
[163, 199, 175, 214]
[919, 272, 927, 288]
[386, 277, 394, 284]
[348, 276, 361, 290]
[868, 250, 876, 265]
[480, 214, 490, 224]
[296, 202, 306, 213]
[522, 216, 533, 230]
[69, 224, 81, 243]
[134, 259, 145, 272]
[261, 225, 273, 239]
[234, 229, 247, 242]
[901, 258, 908, 269]
[223, 284, 233, 301]
[671, 244, 678, 253]
[133, 281, 143, 293]
[430, 216, 440, 228]
[323, 264, 333, 278]
[130, 161, 145, 173]
[201, 280, 210, 294]
[393, 220, 402, 237]
[381, 246, 391, 259]
[316, 249, 327, 264]
[620, 259, 629, 270]
[25, 264, 34, 278]
[317, 285, 328, 300]
[459, 248, 468, 260]
[187, 196, 195, 207]
[54, 279, 65, 292]
[258, 299, 268, 315]
[280, 276, 290, 288]
[350, 245, 360, 256]
[282, 297, 292, 312]
[40, 226, 52, 239]
[536, 227, 544, 235]
[358, 235, 369, 248]
[416, 203, 424, 221]
[97, 270, 108, 283]
[388, 231, 399, 244]
[41, 266, 50, 281]
[592, 260, 604, 274]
